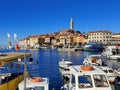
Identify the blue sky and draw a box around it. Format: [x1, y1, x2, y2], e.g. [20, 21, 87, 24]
[0, 0, 120, 46]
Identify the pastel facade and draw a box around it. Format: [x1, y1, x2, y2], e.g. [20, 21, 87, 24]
[111, 33, 120, 44]
[88, 30, 112, 45]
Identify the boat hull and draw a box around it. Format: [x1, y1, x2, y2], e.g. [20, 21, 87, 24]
[0, 72, 29, 90]
[83, 42, 104, 51]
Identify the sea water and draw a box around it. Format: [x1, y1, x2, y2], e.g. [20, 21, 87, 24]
[0, 49, 120, 90]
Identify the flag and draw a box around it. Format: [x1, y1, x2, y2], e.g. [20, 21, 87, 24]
[14, 33, 19, 51]
[14, 33, 19, 41]
[7, 33, 10, 38]
[7, 33, 12, 49]
[15, 42, 19, 51]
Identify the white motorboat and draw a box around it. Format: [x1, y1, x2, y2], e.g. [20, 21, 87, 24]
[59, 59, 72, 70]
[83, 42, 104, 51]
[59, 59, 72, 81]
[83, 54, 103, 66]
[98, 66, 117, 83]
[102, 46, 120, 60]
[18, 77, 49, 90]
[62, 65, 112, 90]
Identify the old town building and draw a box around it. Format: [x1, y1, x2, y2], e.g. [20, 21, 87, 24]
[88, 30, 112, 45]
[111, 33, 120, 45]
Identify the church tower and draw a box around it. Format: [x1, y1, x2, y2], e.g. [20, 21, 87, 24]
[70, 17, 74, 31]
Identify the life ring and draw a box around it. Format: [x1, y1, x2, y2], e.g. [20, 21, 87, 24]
[81, 65, 94, 71]
[30, 77, 43, 82]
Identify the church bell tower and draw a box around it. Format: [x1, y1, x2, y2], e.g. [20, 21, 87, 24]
[70, 17, 74, 31]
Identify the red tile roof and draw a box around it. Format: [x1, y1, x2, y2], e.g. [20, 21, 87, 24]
[89, 30, 112, 33]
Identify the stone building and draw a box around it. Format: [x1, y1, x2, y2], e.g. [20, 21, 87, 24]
[88, 30, 112, 45]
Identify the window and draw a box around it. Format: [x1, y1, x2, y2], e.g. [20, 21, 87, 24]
[78, 75, 93, 88]
[93, 75, 109, 87]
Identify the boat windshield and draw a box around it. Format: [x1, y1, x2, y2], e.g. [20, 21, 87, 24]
[93, 74, 109, 87]
[78, 75, 93, 88]
[103, 70, 108, 73]
[108, 70, 114, 73]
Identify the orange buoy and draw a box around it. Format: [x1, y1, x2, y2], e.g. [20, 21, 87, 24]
[81, 65, 94, 71]
[30, 77, 43, 82]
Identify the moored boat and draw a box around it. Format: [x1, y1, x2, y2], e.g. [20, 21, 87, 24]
[59, 59, 73, 84]
[0, 72, 29, 90]
[102, 45, 120, 60]
[83, 54, 103, 66]
[62, 65, 112, 90]
[18, 77, 49, 90]
[97, 66, 117, 84]
[83, 42, 104, 51]
[59, 59, 73, 70]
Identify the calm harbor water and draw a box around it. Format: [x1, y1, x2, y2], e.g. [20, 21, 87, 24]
[1, 49, 120, 90]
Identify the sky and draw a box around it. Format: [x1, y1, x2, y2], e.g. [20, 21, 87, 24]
[0, 0, 120, 46]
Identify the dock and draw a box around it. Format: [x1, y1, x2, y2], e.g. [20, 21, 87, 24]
[0, 52, 31, 66]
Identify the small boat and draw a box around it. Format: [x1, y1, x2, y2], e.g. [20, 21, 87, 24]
[102, 45, 120, 60]
[0, 72, 28, 90]
[83, 42, 104, 51]
[59, 59, 73, 84]
[18, 77, 49, 90]
[98, 66, 117, 83]
[83, 54, 103, 66]
[0, 66, 29, 90]
[62, 65, 112, 90]
[59, 59, 73, 70]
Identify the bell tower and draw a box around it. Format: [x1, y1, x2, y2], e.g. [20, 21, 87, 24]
[70, 17, 74, 31]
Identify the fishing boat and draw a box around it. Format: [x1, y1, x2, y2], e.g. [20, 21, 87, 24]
[102, 46, 120, 60]
[0, 71, 29, 90]
[97, 66, 117, 84]
[18, 77, 49, 90]
[83, 54, 103, 66]
[0, 50, 32, 90]
[62, 65, 112, 90]
[83, 42, 104, 51]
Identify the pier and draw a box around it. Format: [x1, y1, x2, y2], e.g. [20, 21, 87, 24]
[0, 52, 31, 67]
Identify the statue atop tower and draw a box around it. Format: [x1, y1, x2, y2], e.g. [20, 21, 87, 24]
[70, 17, 74, 31]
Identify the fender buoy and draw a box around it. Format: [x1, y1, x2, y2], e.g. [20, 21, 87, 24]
[30, 77, 43, 82]
[81, 65, 94, 71]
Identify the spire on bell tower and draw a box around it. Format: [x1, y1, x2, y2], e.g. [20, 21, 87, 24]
[70, 17, 74, 31]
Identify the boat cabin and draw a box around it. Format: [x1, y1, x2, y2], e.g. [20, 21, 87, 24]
[19, 77, 49, 90]
[65, 65, 112, 90]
